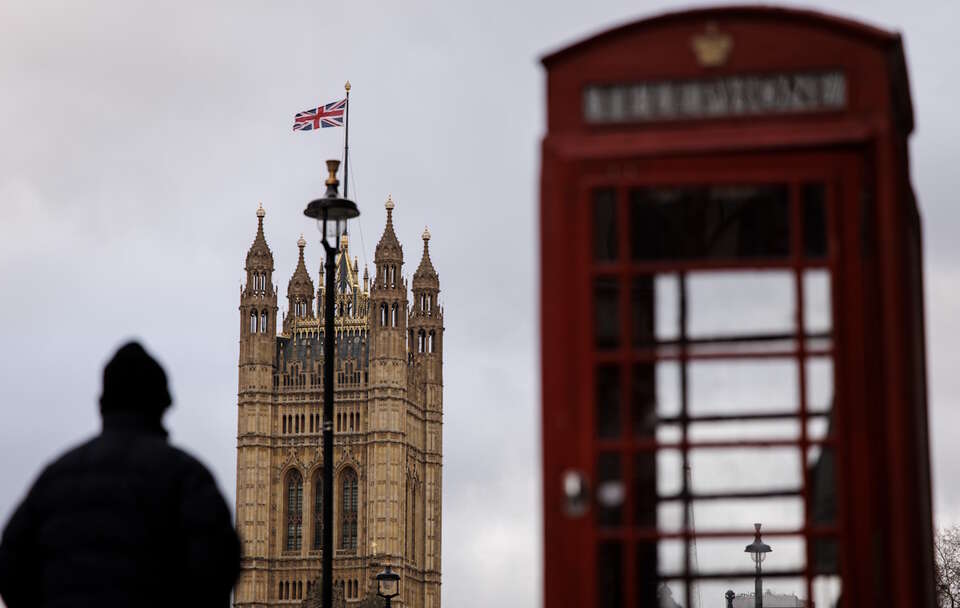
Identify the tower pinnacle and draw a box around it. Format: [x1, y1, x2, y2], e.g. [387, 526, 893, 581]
[414, 226, 438, 284]
[374, 195, 402, 265]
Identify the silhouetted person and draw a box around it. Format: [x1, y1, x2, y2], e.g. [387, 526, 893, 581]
[0, 341, 240, 607]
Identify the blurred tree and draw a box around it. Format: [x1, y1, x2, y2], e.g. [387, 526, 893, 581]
[936, 525, 960, 608]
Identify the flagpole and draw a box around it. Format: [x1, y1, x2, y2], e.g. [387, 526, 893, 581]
[343, 80, 351, 200]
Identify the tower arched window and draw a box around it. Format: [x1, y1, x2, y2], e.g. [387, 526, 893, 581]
[347, 300, 353, 316]
[261, 272, 267, 291]
[250, 310, 258, 334]
[340, 468, 358, 550]
[391, 302, 399, 327]
[312, 474, 323, 550]
[380, 303, 388, 327]
[418, 329, 426, 353]
[285, 470, 303, 551]
[409, 483, 417, 562]
[261, 311, 268, 333]
[429, 330, 436, 353]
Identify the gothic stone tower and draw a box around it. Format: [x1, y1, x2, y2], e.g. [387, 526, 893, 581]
[235, 198, 443, 608]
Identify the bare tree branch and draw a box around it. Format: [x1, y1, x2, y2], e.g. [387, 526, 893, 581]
[935, 526, 960, 608]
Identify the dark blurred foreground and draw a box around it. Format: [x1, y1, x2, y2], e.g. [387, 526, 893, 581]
[0, 341, 240, 608]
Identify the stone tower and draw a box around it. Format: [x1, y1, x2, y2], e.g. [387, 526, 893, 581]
[234, 198, 443, 608]
[408, 226, 443, 603]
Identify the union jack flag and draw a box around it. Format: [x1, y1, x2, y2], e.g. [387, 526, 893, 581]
[292, 99, 346, 131]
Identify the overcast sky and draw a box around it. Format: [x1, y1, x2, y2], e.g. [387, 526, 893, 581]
[2, 1, 959, 607]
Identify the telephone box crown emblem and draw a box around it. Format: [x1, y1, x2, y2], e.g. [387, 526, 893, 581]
[691, 23, 733, 67]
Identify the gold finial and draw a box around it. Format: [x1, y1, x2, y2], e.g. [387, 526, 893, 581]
[345, 80, 351, 92]
[341, 231, 349, 249]
[256, 202, 265, 218]
[325, 159, 341, 186]
[691, 22, 733, 67]
[297, 233, 306, 248]
[422, 226, 431, 242]
[385, 194, 395, 211]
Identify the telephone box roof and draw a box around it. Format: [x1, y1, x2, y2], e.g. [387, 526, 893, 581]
[540, 5, 913, 135]
[541, 5, 901, 67]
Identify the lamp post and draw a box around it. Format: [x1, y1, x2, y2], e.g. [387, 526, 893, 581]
[744, 523, 772, 608]
[376, 565, 400, 607]
[304, 159, 359, 608]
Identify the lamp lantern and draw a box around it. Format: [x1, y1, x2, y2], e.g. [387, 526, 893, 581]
[376, 565, 401, 607]
[303, 159, 360, 247]
[744, 523, 772, 608]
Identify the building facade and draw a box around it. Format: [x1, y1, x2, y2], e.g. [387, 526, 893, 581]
[235, 198, 443, 608]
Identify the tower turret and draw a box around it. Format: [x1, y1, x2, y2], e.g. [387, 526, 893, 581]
[408, 226, 444, 592]
[369, 195, 408, 355]
[366, 195, 409, 566]
[236, 203, 278, 603]
[284, 234, 315, 334]
[410, 226, 443, 366]
[240, 203, 278, 353]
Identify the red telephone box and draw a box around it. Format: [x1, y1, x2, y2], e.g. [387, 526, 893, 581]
[540, 7, 933, 608]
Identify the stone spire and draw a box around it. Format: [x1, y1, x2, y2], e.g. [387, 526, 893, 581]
[374, 195, 403, 264]
[285, 234, 315, 329]
[413, 226, 438, 289]
[246, 202, 274, 270]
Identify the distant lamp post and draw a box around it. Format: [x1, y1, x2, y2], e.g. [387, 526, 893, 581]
[726, 590, 736, 608]
[745, 523, 772, 608]
[304, 159, 360, 608]
[376, 566, 400, 607]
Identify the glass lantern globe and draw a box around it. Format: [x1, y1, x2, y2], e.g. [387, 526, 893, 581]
[376, 565, 400, 600]
[744, 522, 773, 564]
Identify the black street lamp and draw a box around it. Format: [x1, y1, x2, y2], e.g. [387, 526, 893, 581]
[744, 523, 772, 608]
[376, 565, 400, 607]
[304, 159, 359, 608]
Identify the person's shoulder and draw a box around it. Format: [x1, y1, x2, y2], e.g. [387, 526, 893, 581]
[165, 443, 217, 484]
[37, 435, 101, 480]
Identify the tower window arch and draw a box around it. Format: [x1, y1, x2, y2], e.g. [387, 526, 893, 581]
[250, 310, 258, 334]
[429, 330, 436, 353]
[261, 311, 268, 333]
[285, 470, 303, 551]
[418, 329, 426, 353]
[391, 302, 399, 327]
[340, 468, 358, 550]
[380, 303, 388, 327]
